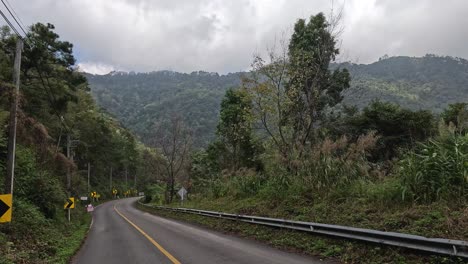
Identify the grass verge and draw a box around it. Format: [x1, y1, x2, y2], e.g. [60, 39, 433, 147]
[0, 199, 92, 264]
[136, 201, 466, 264]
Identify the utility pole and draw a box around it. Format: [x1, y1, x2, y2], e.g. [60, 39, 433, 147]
[66, 134, 71, 192]
[87, 162, 91, 195]
[66, 134, 72, 222]
[109, 166, 113, 190]
[5, 38, 23, 195]
[125, 167, 128, 187]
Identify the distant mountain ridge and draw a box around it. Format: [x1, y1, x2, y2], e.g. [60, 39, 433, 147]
[339, 55, 468, 110]
[87, 55, 468, 147]
[86, 70, 242, 147]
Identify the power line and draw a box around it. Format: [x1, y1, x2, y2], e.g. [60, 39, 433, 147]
[0, 10, 70, 136]
[2, 0, 27, 33]
[0, 0, 27, 36]
[0, 8, 21, 37]
[0, 3, 72, 136]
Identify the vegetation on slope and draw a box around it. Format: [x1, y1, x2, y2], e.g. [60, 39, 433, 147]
[87, 71, 242, 148]
[88, 56, 468, 148]
[341, 55, 468, 111]
[0, 24, 165, 262]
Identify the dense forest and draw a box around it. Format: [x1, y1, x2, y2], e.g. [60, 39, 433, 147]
[88, 55, 468, 148]
[87, 71, 242, 148]
[341, 55, 468, 110]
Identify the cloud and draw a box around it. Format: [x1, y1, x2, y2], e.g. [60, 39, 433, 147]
[77, 62, 115, 75]
[4, 0, 468, 73]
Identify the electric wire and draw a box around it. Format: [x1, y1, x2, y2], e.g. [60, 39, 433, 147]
[2, 0, 27, 33]
[0, 8, 21, 37]
[0, 0, 27, 36]
[0, 3, 72, 135]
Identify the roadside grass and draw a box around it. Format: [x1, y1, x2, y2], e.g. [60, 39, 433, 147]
[49, 212, 91, 264]
[137, 198, 467, 264]
[0, 199, 92, 264]
[177, 193, 467, 241]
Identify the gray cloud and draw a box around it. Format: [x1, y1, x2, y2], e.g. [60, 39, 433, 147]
[4, 0, 468, 74]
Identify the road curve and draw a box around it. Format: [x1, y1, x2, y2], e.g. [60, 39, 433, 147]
[72, 198, 328, 264]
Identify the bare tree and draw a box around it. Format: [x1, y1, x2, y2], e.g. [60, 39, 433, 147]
[242, 36, 295, 168]
[152, 115, 191, 203]
[243, 8, 349, 171]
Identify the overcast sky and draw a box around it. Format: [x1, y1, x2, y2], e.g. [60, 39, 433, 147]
[4, 0, 468, 74]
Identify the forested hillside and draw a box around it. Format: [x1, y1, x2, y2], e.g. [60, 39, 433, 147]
[88, 55, 468, 147]
[341, 55, 468, 110]
[87, 71, 241, 147]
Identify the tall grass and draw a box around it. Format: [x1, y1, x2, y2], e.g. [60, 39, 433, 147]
[298, 131, 380, 192]
[207, 132, 380, 201]
[399, 129, 467, 203]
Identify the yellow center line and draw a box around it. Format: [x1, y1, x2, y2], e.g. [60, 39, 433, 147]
[114, 203, 181, 264]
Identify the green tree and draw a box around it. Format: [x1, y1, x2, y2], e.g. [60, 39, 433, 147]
[216, 89, 262, 171]
[244, 13, 349, 170]
[286, 13, 350, 150]
[331, 101, 436, 160]
[20, 23, 87, 125]
[441, 102, 468, 132]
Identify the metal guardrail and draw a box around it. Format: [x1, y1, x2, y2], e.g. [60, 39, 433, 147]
[138, 201, 468, 258]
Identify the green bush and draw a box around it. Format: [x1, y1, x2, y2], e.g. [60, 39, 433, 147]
[259, 173, 292, 200]
[209, 178, 229, 198]
[230, 169, 266, 198]
[144, 184, 165, 204]
[399, 131, 468, 203]
[14, 146, 66, 219]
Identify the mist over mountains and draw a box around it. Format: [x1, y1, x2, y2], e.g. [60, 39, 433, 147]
[87, 55, 468, 147]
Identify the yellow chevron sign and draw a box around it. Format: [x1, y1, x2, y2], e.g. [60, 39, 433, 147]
[0, 194, 12, 223]
[64, 197, 75, 209]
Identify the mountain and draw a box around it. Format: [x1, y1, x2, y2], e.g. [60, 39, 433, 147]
[87, 71, 242, 148]
[87, 55, 468, 148]
[340, 55, 468, 110]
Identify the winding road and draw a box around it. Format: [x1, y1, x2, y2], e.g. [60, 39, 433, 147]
[72, 198, 327, 264]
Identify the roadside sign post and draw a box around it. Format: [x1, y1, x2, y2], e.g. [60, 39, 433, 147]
[91, 191, 97, 202]
[177, 187, 187, 206]
[0, 194, 12, 223]
[64, 197, 75, 222]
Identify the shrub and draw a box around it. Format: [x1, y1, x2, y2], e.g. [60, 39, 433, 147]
[13, 146, 66, 219]
[230, 168, 266, 198]
[298, 131, 379, 192]
[209, 178, 228, 198]
[399, 130, 467, 203]
[143, 184, 165, 204]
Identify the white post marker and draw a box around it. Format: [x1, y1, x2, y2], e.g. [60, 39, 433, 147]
[177, 187, 187, 206]
[86, 204, 94, 213]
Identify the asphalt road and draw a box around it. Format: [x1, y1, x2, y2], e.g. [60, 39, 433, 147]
[72, 198, 327, 264]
